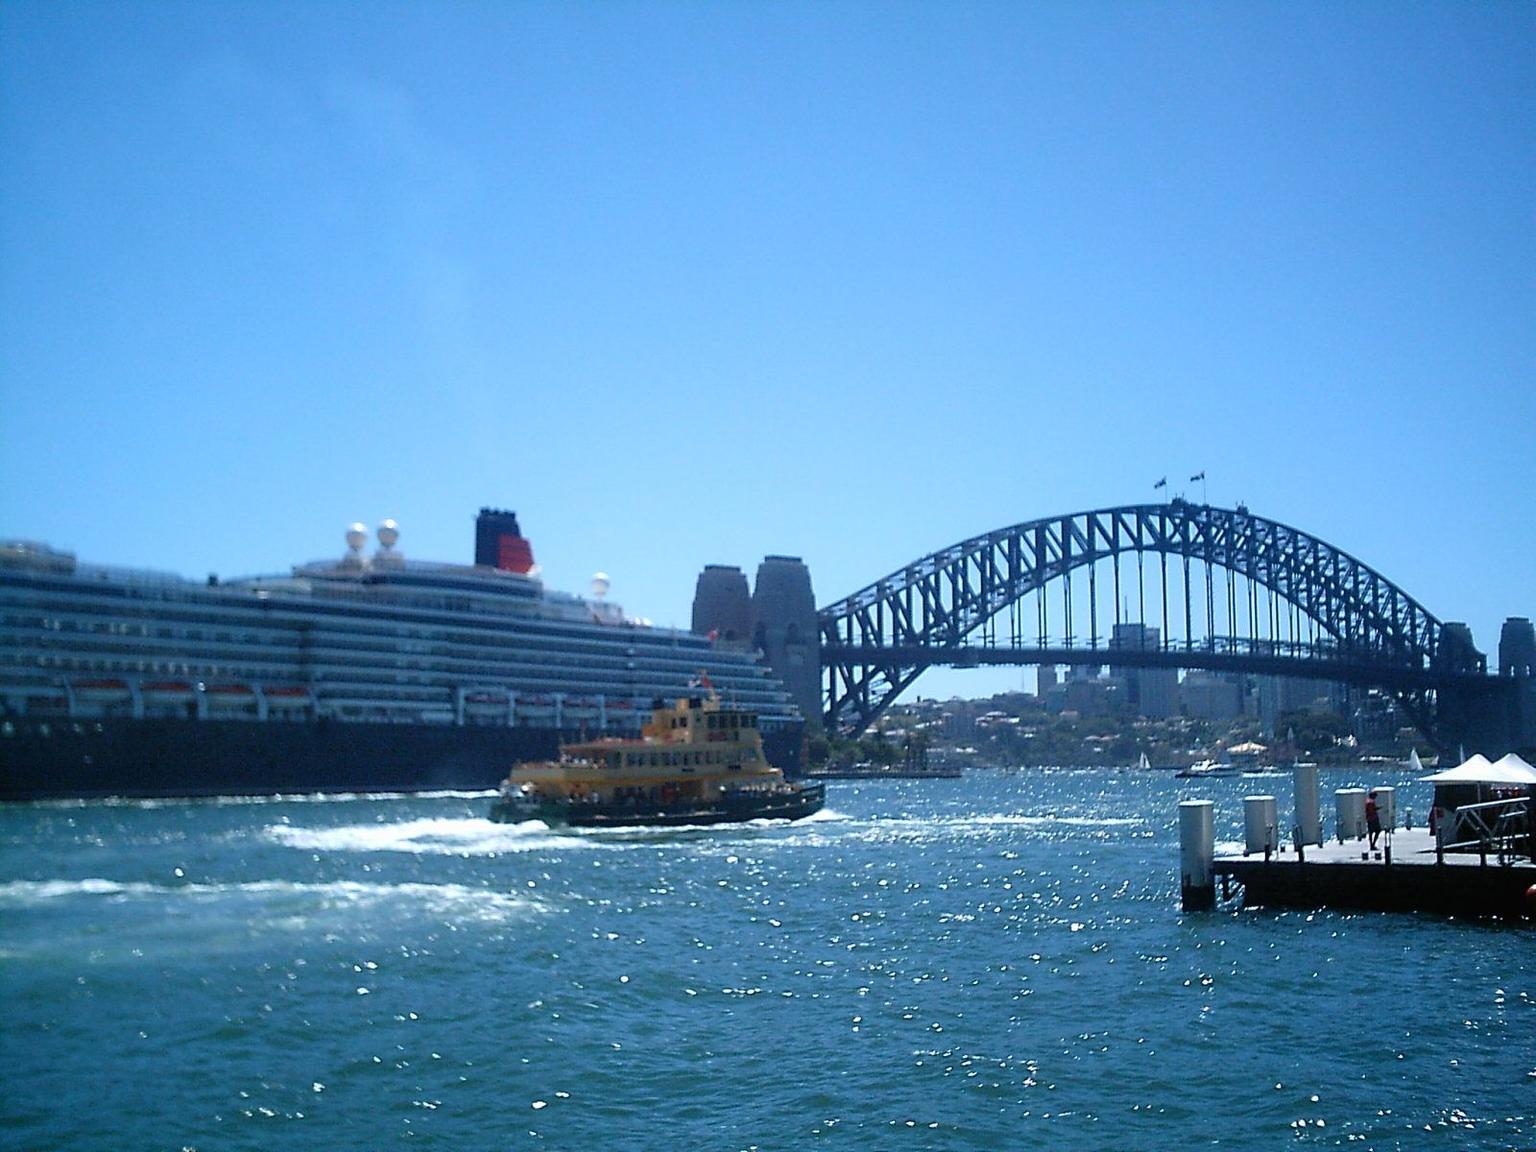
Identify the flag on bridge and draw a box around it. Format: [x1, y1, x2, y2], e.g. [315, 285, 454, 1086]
[1190, 471, 1205, 482]
[1153, 477, 1167, 489]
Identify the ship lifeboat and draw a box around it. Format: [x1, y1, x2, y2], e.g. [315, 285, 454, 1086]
[141, 680, 196, 704]
[204, 684, 258, 710]
[464, 691, 509, 717]
[517, 694, 557, 720]
[72, 678, 132, 703]
[563, 696, 599, 721]
[262, 686, 312, 709]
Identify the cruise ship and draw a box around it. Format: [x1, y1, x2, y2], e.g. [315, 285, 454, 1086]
[0, 510, 804, 800]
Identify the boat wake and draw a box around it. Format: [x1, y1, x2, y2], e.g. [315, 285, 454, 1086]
[0, 876, 540, 920]
[250, 806, 1136, 858]
[265, 815, 582, 856]
[22, 789, 499, 810]
[792, 806, 845, 824]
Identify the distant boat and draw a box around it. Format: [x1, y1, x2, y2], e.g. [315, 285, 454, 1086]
[1176, 758, 1237, 779]
[1406, 747, 1424, 774]
[1175, 761, 1207, 778]
[1137, 752, 1151, 772]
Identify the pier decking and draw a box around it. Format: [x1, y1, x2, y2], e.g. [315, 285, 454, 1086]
[1213, 829, 1536, 918]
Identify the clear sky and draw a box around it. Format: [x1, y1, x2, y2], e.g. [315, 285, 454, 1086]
[3, 1, 1532, 701]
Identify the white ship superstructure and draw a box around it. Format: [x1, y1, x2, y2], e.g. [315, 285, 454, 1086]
[0, 511, 802, 799]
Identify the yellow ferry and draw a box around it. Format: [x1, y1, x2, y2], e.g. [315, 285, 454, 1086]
[489, 690, 823, 827]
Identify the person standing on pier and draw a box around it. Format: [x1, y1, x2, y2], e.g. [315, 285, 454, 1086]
[1366, 790, 1382, 850]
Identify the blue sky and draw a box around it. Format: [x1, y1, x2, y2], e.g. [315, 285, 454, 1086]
[3, 1, 1532, 700]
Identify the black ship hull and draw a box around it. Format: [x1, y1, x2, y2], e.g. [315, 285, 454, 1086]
[0, 713, 805, 801]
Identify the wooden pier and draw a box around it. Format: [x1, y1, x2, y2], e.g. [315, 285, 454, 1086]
[1213, 828, 1536, 919]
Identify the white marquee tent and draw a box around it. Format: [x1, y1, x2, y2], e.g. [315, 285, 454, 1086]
[1419, 752, 1536, 787]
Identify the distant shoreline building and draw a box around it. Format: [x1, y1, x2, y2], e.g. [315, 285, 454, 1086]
[1108, 623, 1178, 719]
[693, 555, 821, 731]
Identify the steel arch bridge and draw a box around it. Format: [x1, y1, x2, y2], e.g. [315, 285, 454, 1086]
[819, 501, 1489, 744]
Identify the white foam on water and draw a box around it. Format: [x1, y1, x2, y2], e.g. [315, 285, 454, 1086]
[0, 877, 140, 899]
[793, 806, 847, 824]
[0, 876, 538, 920]
[214, 789, 498, 805]
[25, 789, 497, 810]
[265, 816, 580, 856]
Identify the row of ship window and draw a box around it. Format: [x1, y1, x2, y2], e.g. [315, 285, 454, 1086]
[8, 617, 751, 674]
[9, 645, 777, 696]
[6, 600, 724, 665]
[16, 649, 767, 686]
[6, 657, 788, 711]
[17, 661, 769, 697]
[620, 750, 733, 768]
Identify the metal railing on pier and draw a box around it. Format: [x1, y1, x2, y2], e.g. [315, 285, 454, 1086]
[1438, 797, 1534, 865]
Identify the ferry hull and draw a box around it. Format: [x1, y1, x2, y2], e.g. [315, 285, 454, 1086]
[0, 717, 804, 801]
[489, 782, 825, 827]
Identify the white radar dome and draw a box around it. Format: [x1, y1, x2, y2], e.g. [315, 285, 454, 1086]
[591, 572, 611, 599]
[377, 519, 400, 549]
[345, 523, 368, 550]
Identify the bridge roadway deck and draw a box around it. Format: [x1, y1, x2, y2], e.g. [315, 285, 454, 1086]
[1213, 829, 1536, 919]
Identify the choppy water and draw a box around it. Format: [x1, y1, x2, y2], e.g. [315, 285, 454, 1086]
[2, 770, 1531, 1150]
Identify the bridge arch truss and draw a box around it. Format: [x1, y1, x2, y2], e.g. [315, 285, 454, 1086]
[819, 502, 1478, 738]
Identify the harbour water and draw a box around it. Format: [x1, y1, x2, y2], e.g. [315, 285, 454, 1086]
[2, 769, 1530, 1150]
